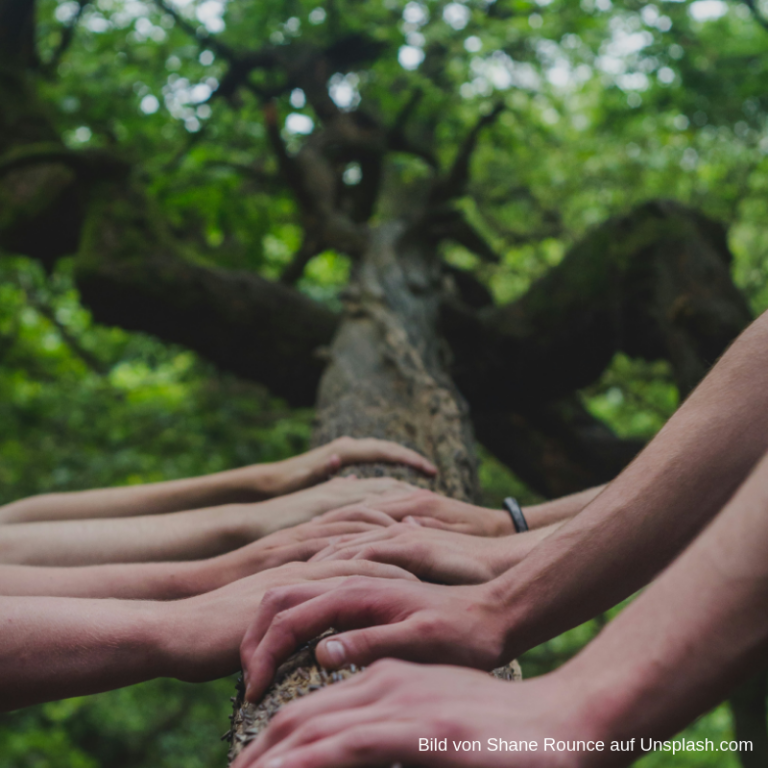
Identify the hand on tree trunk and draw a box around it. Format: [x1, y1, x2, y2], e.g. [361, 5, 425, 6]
[257, 437, 437, 497]
[309, 488, 514, 537]
[308, 521, 562, 584]
[239, 577, 509, 704]
[230, 662, 588, 768]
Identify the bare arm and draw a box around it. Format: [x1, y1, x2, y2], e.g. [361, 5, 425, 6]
[237, 310, 768, 698]
[497, 310, 768, 656]
[0, 516, 393, 599]
[0, 438, 436, 525]
[523, 484, 606, 529]
[0, 477, 417, 566]
[233, 451, 768, 768]
[0, 559, 414, 713]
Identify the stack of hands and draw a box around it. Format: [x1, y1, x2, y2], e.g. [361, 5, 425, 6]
[5, 304, 768, 768]
[1, 436, 555, 713]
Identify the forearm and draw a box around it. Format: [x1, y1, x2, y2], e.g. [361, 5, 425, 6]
[0, 464, 275, 525]
[562, 450, 768, 758]
[523, 485, 606, 529]
[0, 478, 415, 566]
[0, 503, 263, 566]
[495, 311, 768, 655]
[0, 596, 169, 712]
[488, 523, 564, 575]
[0, 560, 218, 599]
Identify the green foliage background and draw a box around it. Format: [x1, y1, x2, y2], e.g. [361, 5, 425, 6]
[2, 0, 768, 764]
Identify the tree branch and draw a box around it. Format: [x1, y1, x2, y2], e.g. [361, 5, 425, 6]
[280, 232, 325, 284]
[387, 90, 439, 169]
[443, 200, 752, 414]
[73, 180, 339, 406]
[473, 398, 644, 498]
[430, 102, 505, 205]
[41, 0, 89, 76]
[740, 0, 768, 33]
[427, 207, 500, 262]
[154, 0, 237, 59]
[25, 291, 109, 374]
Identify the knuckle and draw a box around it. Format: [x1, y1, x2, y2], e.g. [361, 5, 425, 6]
[358, 545, 380, 560]
[415, 612, 445, 639]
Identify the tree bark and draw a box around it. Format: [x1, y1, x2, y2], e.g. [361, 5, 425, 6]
[312, 222, 478, 498]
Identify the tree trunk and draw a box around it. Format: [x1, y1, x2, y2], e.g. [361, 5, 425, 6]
[312, 222, 478, 499]
[227, 220, 505, 760]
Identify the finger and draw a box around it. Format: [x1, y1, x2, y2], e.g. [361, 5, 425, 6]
[306, 522, 386, 538]
[315, 506, 397, 527]
[405, 516, 464, 532]
[337, 439, 437, 476]
[314, 560, 418, 582]
[242, 579, 409, 701]
[242, 580, 336, 643]
[243, 722, 428, 768]
[238, 678, 389, 762]
[314, 619, 437, 671]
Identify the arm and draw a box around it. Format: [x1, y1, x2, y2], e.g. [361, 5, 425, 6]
[0, 559, 415, 713]
[0, 517, 392, 599]
[0, 437, 436, 524]
[234, 444, 768, 768]
[238, 310, 768, 699]
[523, 484, 606, 529]
[0, 477, 417, 566]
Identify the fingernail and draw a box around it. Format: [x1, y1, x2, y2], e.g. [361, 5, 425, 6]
[265, 758, 284, 768]
[323, 639, 346, 667]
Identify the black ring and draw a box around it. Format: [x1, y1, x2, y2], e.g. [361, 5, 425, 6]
[503, 497, 529, 533]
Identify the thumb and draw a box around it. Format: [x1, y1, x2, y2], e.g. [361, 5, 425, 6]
[315, 622, 423, 670]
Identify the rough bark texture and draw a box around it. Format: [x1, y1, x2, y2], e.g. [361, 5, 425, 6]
[312, 223, 478, 499]
[227, 634, 522, 763]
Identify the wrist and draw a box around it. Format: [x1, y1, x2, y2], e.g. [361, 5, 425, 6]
[135, 600, 186, 681]
[154, 596, 220, 683]
[486, 534, 526, 575]
[552, 655, 653, 764]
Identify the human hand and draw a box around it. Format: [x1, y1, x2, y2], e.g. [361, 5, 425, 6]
[232, 661, 598, 768]
[208, 513, 399, 589]
[312, 488, 514, 537]
[162, 560, 417, 685]
[310, 522, 512, 584]
[261, 437, 437, 496]
[240, 575, 509, 703]
[253, 477, 423, 537]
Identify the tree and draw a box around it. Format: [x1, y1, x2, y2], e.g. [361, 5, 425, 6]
[0, 0, 766, 765]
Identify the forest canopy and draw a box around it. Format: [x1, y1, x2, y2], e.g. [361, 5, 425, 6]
[1, 0, 768, 765]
